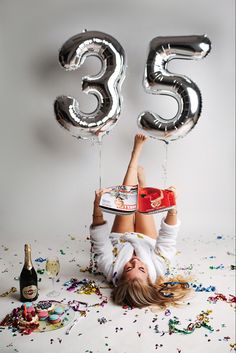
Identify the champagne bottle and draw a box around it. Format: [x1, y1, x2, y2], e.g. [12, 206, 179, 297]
[20, 244, 38, 302]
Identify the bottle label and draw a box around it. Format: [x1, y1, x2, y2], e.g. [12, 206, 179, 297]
[22, 285, 38, 299]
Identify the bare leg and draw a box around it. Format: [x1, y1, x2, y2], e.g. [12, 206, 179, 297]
[111, 134, 148, 233]
[134, 166, 158, 239]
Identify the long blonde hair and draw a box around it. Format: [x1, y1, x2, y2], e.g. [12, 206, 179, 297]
[112, 275, 193, 309]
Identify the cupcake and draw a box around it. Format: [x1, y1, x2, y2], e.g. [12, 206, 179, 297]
[36, 301, 55, 314]
[17, 305, 39, 330]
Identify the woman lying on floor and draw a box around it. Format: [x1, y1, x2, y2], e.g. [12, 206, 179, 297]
[90, 134, 192, 308]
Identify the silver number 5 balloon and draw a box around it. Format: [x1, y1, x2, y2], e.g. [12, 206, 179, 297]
[138, 35, 211, 142]
[54, 30, 126, 140]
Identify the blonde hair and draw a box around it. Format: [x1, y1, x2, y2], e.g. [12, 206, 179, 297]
[112, 275, 193, 309]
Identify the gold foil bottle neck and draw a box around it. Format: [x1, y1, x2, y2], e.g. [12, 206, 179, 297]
[24, 243, 33, 269]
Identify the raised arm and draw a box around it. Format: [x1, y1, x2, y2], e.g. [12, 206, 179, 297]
[92, 189, 106, 226]
[164, 186, 178, 226]
[155, 186, 180, 262]
[90, 189, 113, 282]
[164, 208, 178, 225]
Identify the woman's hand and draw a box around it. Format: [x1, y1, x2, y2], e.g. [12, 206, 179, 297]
[92, 189, 110, 227]
[167, 186, 177, 200]
[94, 189, 104, 206]
[94, 188, 112, 206]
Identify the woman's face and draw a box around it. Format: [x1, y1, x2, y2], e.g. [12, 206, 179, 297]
[114, 197, 124, 208]
[122, 256, 148, 281]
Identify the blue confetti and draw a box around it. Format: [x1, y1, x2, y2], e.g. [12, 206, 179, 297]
[35, 257, 46, 263]
[191, 283, 216, 292]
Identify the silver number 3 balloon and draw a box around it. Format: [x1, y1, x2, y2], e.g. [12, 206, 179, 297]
[54, 30, 126, 140]
[138, 35, 211, 142]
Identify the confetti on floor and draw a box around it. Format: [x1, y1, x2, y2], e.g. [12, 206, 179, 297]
[0, 233, 235, 353]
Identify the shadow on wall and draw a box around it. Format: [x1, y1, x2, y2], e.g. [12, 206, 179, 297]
[31, 45, 104, 90]
[32, 113, 97, 162]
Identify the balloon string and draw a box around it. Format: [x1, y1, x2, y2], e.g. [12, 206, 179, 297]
[98, 138, 102, 189]
[162, 142, 169, 188]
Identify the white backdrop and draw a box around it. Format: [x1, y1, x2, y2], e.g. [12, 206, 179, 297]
[0, 0, 235, 242]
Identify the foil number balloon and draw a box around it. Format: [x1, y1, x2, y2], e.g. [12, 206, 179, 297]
[54, 30, 126, 140]
[138, 35, 211, 142]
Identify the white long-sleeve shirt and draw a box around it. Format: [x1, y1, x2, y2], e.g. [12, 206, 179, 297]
[90, 217, 180, 286]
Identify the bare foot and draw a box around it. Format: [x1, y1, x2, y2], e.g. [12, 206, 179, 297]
[137, 166, 146, 187]
[127, 134, 148, 170]
[132, 134, 148, 155]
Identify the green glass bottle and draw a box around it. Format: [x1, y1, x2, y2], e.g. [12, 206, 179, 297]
[20, 244, 38, 302]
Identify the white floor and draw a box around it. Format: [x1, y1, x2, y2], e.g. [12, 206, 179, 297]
[0, 229, 235, 353]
